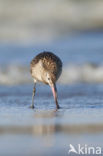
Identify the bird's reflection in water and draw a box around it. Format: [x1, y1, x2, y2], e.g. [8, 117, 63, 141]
[34, 109, 62, 118]
[32, 109, 63, 147]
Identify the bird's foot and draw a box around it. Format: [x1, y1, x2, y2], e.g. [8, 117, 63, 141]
[29, 105, 35, 109]
[56, 105, 60, 109]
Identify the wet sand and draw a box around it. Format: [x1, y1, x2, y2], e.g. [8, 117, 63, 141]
[0, 84, 103, 156]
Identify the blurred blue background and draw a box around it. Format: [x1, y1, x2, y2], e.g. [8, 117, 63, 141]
[0, 0, 103, 85]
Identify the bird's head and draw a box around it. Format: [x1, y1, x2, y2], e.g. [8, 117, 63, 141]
[46, 72, 55, 86]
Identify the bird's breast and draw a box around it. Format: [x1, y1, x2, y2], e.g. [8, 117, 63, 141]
[31, 62, 44, 82]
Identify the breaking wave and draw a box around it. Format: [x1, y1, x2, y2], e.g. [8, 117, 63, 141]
[1, 63, 103, 85]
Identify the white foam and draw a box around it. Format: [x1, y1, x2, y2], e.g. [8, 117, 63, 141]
[1, 63, 103, 85]
[59, 64, 103, 84]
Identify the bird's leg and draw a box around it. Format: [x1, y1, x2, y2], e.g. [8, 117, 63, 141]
[51, 84, 60, 109]
[30, 81, 36, 109]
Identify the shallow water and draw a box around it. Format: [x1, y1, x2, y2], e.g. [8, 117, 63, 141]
[0, 32, 103, 155]
[0, 84, 103, 156]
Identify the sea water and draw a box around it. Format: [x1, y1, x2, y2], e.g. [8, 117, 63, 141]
[0, 32, 103, 156]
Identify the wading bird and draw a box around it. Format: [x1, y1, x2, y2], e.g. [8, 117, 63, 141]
[30, 52, 62, 109]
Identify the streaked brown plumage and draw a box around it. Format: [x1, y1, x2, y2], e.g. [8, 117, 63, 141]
[30, 51, 62, 109]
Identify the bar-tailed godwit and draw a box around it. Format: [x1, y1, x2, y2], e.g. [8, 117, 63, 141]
[30, 51, 62, 109]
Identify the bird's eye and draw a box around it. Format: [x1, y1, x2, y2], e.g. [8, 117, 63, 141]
[48, 78, 50, 80]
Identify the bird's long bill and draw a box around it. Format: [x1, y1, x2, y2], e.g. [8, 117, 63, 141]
[51, 83, 58, 105]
